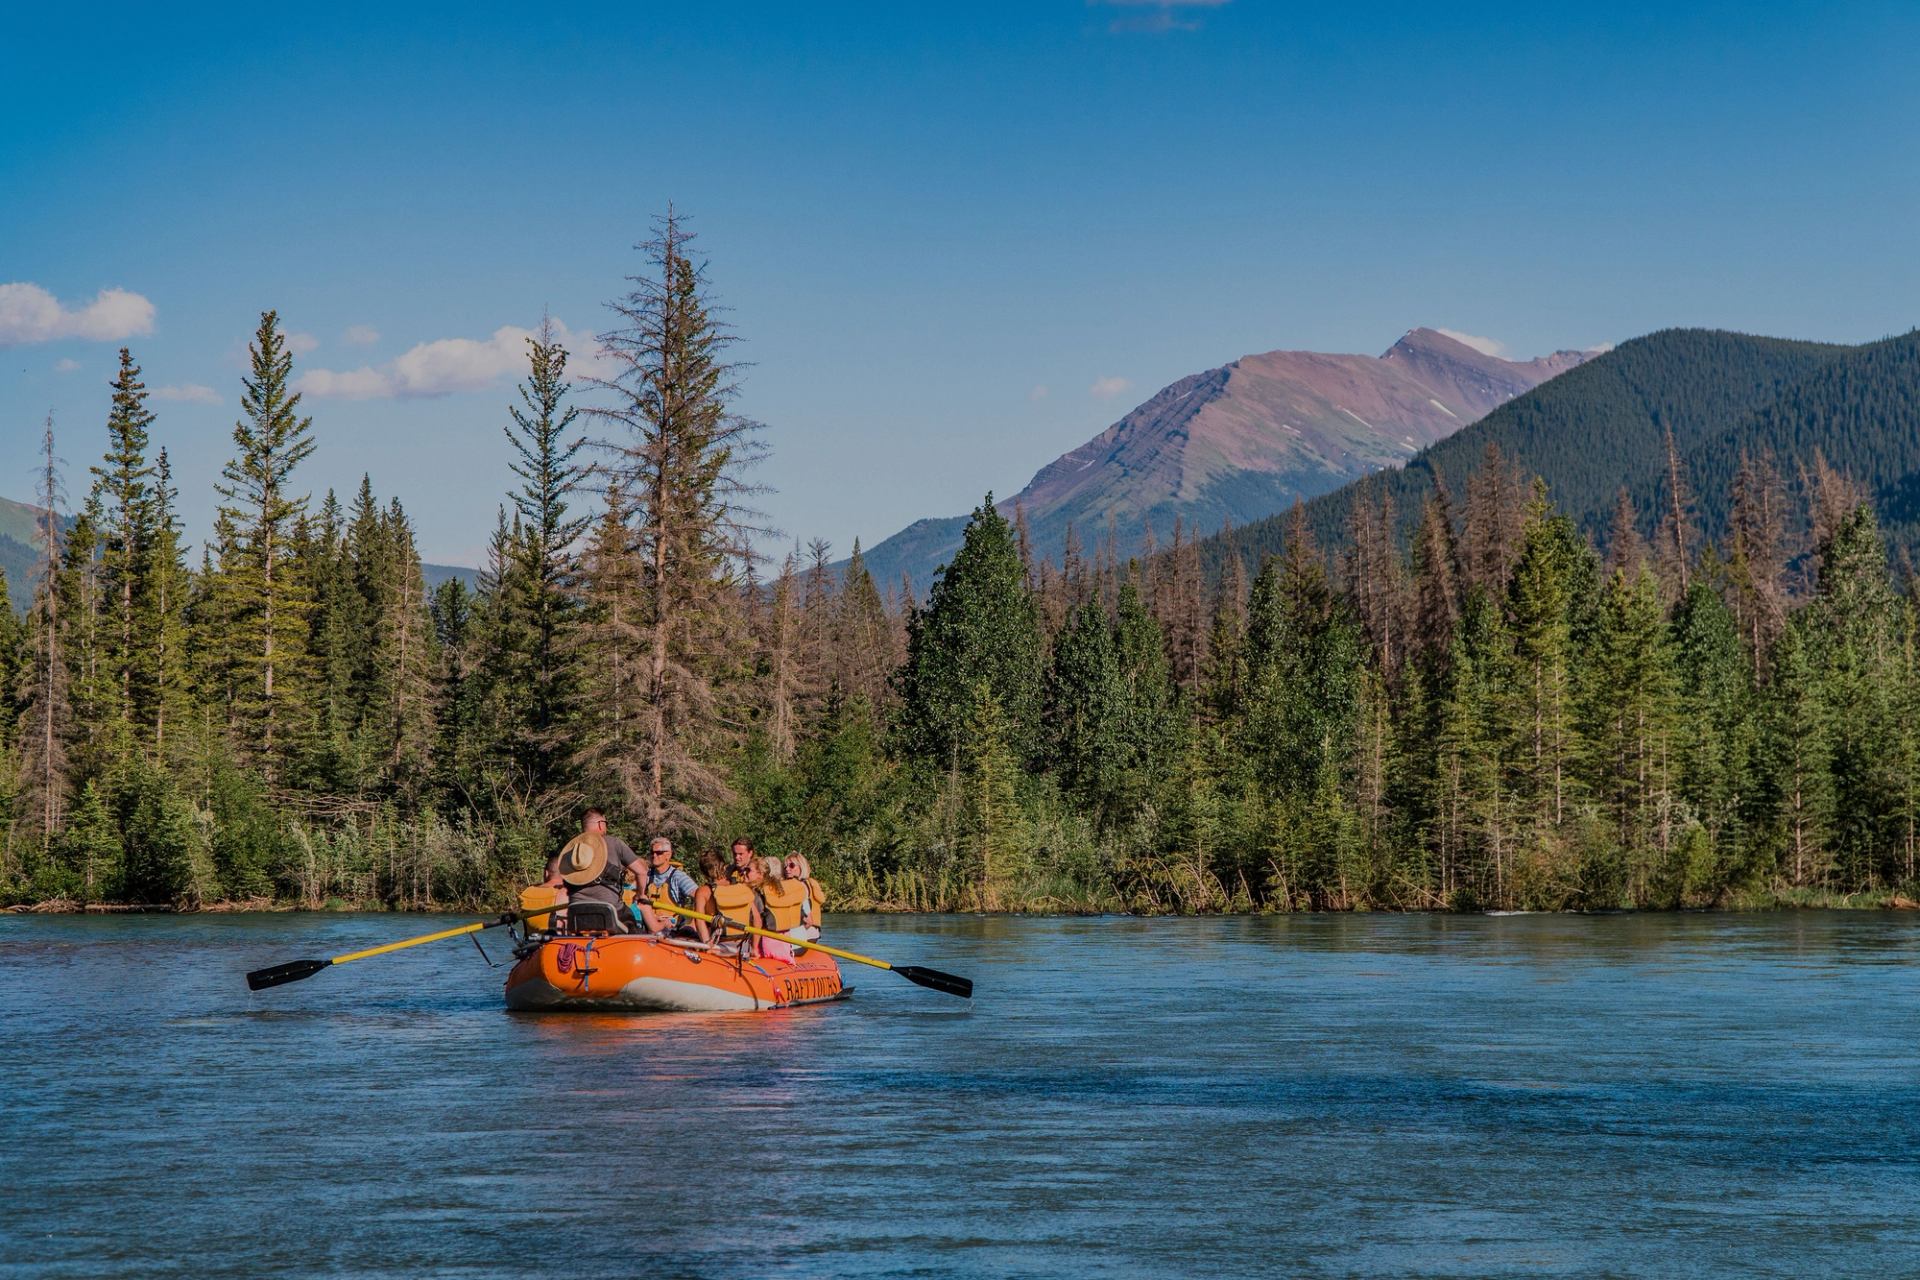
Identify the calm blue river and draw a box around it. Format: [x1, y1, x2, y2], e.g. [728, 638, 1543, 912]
[3, 912, 1919, 1277]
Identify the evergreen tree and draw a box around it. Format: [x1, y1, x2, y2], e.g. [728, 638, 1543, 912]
[502, 317, 588, 806]
[91, 348, 158, 733]
[1046, 598, 1124, 819]
[1810, 504, 1900, 887]
[145, 449, 192, 759]
[215, 310, 317, 773]
[960, 687, 1027, 909]
[831, 540, 896, 718]
[1578, 566, 1677, 903]
[1504, 488, 1591, 839]
[896, 495, 1044, 767]
[1760, 616, 1833, 887]
[57, 495, 112, 779]
[1671, 581, 1756, 885]
[1408, 489, 1461, 668]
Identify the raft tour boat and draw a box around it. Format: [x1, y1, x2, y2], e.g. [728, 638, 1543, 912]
[244, 834, 967, 1008]
[500, 879, 848, 1014]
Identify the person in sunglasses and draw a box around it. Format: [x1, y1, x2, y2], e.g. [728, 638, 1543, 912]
[631, 837, 705, 941]
[783, 853, 826, 941]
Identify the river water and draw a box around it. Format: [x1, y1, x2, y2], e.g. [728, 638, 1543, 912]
[3, 912, 1919, 1277]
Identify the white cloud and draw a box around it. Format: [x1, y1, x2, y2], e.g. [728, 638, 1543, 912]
[152, 383, 221, 405]
[1089, 375, 1133, 400]
[1434, 328, 1510, 358]
[1028, 384, 1050, 402]
[298, 318, 614, 400]
[284, 331, 320, 355]
[0, 283, 155, 346]
[53, 357, 81, 374]
[1586, 341, 1616, 355]
[343, 324, 380, 346]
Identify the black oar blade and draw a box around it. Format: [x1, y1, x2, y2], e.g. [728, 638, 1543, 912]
[247, 958, 331, 991]
[892, 965, 972, 1000]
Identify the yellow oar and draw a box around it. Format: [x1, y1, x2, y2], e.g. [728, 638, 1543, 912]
[245, 908, 543, 991]
[653, 901, 973, 999]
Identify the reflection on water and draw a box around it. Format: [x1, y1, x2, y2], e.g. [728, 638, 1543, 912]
[4, 911, 1920, 1277]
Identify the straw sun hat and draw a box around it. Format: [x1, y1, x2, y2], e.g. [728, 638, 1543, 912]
[556, 832, 609, 886]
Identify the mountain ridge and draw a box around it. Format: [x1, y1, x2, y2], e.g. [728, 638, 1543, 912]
[851, 327, 1592, 593]
[1190, 326, 1919, 579]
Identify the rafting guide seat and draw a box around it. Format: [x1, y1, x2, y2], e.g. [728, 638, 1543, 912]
[559, 900, 627, 934]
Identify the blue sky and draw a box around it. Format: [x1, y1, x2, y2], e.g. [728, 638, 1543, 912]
[4, 1, 1916, 566]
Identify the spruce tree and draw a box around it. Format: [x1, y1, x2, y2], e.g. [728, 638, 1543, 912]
[90, 348, 158, 732]
[503, 317, 587, 804]
[831, 540, 896, 718]
[1046, 598, 1124, 819]
[1761, 617, 1833, 887]
[1504, 488, 1590, 838]
[896, 495, 1044, 767]
[145, 449, 192, 759]
[1811, 504, 1899, 887]
[1672, 580, 1756, 881]
[1578, 566, 1677, 903]
[215, 310, 316, 773]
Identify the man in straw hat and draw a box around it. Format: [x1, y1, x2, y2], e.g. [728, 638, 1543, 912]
[541, 808, 644, 927]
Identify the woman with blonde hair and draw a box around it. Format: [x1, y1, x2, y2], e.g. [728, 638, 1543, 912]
[753, 856, 809, 961]
[782, 853, 825, 941]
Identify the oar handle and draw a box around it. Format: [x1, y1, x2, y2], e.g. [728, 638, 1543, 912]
[650, 902, 896, 972]
[330, 920, 490, 965]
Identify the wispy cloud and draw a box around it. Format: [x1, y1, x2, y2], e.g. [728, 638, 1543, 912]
[152, 383, 221, 405]
[343, 324, 380, 346]
[298, 318, 613, 400]
[1089, 376, 1133, 400]
[0, 283, 155, 346]
[1435, 328, 1509, 358]
[1028, 384, 1050, 402]
[1094, 0, 1229, 34]
[53, 357, 81, 374]
[284, 331, 320, 356]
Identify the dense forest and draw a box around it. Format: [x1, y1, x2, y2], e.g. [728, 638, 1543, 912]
[7, 223, 1920, 914]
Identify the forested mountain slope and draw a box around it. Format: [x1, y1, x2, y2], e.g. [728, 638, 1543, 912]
[1198, 327, 1917, 574]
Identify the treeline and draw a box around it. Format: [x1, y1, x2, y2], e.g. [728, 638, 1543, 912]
[7, 224, 1920, 913]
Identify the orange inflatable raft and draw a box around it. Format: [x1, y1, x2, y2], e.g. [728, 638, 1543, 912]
[503, 929, 847, 1014]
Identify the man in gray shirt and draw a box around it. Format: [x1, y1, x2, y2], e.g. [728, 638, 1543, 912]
[542, 807, 642, 911]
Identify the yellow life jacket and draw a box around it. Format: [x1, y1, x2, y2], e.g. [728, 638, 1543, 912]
[639, 861, 688, 910]
[712, 881, 757, 928]
[760, 879, 807, 931]
[519, 885, 564, 932]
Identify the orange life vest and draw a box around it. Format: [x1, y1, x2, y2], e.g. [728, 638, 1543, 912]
[712, 881, 757, 928]
[760, 879, 807, 931]
[795, 876, 827, 926]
